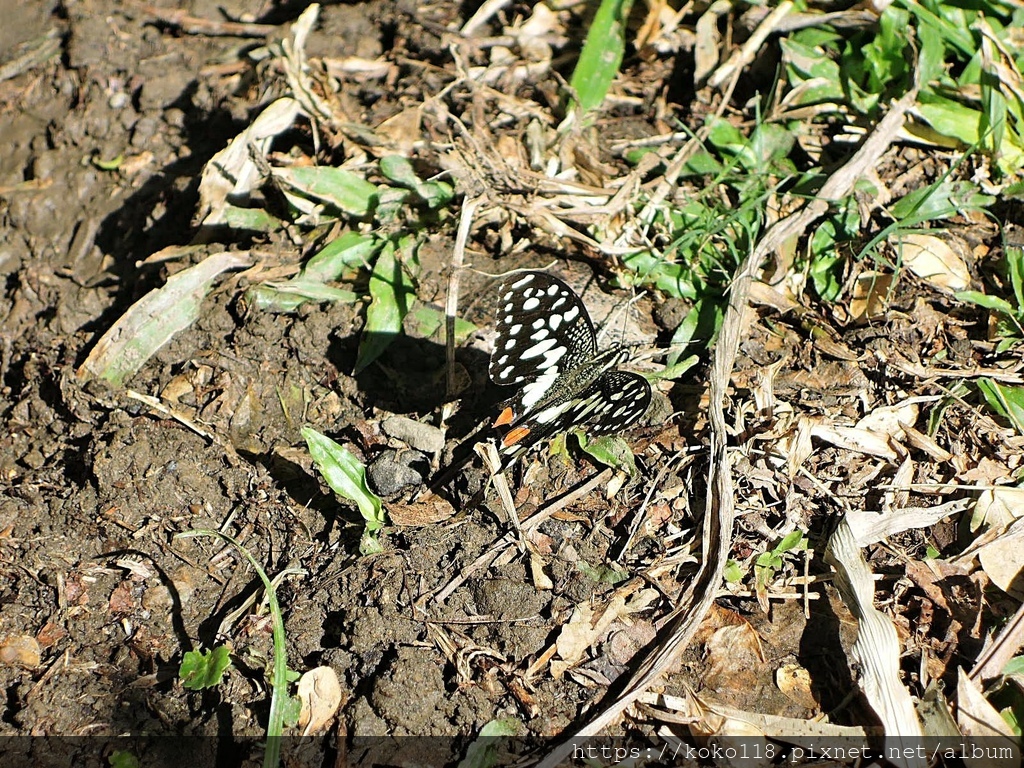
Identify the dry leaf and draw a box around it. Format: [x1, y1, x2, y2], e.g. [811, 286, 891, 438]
[849, 271, 895, 322]
[297, 666, 345, 736]
[956, 669, 1019, 768]
[387, 496, 456, 526]
[776, 663, 817, 710]
[856, 401, 920, 440]
[897, 233, 971, 291]
[551, 588, 659, 677]
[810, 423, 899, 460]
[0, 635, 42, 668]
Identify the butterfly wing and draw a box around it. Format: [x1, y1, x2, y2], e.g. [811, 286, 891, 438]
[489, 272, 597, 423]
[497, 370, 652, 468]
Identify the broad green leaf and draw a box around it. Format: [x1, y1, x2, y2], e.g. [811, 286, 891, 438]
[219, 205, 283, 232]
[379, 155, 422, 188]
[977, 379, 1024, 434]
[457, 717, 521, 768]
[179, 646, 232, 691]
[249, 281, 359, 313]
[409, 305, 477, 342]
[578, 434, 638, 477]
[249, 232, 380, 313]
[621, 249, 699, 299]
[652, 355, 700, 381]
[1004, 656, 1024, 677]
[775, 529, 806, 554]
[723, 560, 743, 583]
[569, 0, 635, 115]
[275, 166, 379, 218]
[379, 156, 455, 209]
[302, 427, 385, 532]
[77, 252, 251, 385]
[304, 231, 382, 282]
[354, 238, 417, 373]
[576, 560, 630, 584]
[888, 180, 994, 224]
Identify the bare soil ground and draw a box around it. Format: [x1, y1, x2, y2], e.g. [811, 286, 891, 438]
[1, 1, 1019, 767]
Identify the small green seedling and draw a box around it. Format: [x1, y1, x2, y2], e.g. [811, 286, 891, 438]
[754, 530, 807, 608]
[179, 645, 233, 691]
[302, 427, 386, 554]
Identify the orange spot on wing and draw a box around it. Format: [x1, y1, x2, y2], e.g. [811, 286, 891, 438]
[501, 426, 531, 447]
[493, 407, 515, 427]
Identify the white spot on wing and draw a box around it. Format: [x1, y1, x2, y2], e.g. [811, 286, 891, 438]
[510, 324, 523, 335]
[549, 315, 562, 331]
[522, 297, 540, 311]
[532, 318, 545, 329]
[563, 305, 580, 322]
[536, 402, 570, 423]
[521, 370, 557, 409]
[501, 366, 514, 378]
[540, 346, 566, 370]
[510, 274, 534, 289]
[505, 338, 516, 349]
[521, 337, 557, 359]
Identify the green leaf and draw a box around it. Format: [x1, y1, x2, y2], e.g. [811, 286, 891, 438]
[379, 155, 422, 188]
[1003, 656, 1024, 677]
[281, 695, 303, 728]
[220, 205, 283, 232]
[109, 752, 141, 768]
[275, 166, 379, 218]
[578, 434, 638, 477]
[774, 529, 806, 554]
[723, 560, 743, 583]
[576, 560, 630, 584]
[378, 155, 454, 209]
[976, 379, 1024, 434]
[354, 238, 417, 373]
[249, 281, 359, 313]
[303, 231, 382, 282]
[77, 252, 251, 386]
[956, 290, 1017, 316]
[302, 427, 385, 533]
[179, 646, 233, 691]
[457, 717, 521, 768]
[409, 305, 477, 342]
[569, 0, 635, 115]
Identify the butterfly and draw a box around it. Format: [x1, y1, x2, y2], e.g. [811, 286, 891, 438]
[489, 271, 652, 467]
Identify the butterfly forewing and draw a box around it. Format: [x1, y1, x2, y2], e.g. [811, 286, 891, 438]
[489, 272, 598, 418]
[488, 271, 653, 468]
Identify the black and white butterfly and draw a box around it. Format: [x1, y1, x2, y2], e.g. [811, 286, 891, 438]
[489, 271, 652, 467]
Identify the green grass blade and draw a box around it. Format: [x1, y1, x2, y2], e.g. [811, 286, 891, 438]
[176, 530, 300, 768]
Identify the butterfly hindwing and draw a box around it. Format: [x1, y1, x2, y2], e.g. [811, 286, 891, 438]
[497, 370, 652, 467]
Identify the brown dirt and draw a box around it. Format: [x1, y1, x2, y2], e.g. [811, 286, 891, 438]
[0, 1, 1017, 766]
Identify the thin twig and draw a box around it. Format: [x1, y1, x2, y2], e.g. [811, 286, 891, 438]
[128, 2, 278, 37]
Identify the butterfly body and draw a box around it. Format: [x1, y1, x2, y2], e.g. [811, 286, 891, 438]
[488, 271, 652, 467]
